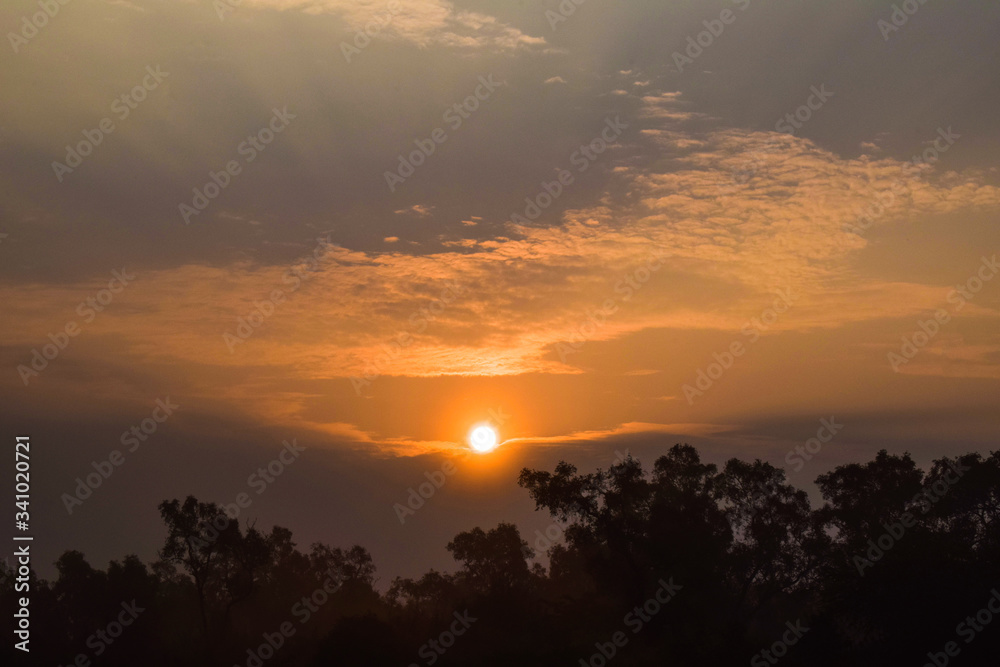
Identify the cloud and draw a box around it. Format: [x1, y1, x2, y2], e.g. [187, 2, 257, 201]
[7, 95, 1000, 384]
[4, 89, 1000, 447]
[238, 0, 546, 52]
[394, 204, 434, 218]
[502, 421, 738, 447]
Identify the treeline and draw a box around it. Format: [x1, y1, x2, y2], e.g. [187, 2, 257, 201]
[4, 445, 1000, 666]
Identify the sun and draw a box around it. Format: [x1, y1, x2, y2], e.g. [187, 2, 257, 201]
[468, 424, 499, 453]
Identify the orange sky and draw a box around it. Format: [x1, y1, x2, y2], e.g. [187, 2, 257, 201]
[2, 0, 999, 580]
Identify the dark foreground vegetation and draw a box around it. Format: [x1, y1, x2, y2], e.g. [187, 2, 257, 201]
[4, 445, 1000, 666]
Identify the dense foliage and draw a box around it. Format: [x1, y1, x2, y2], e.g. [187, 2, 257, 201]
[5, 445, 1000, 666]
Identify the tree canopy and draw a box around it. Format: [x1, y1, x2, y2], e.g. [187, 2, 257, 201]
[4, 444, 999, 666]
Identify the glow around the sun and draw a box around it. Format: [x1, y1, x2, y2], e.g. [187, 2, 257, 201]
[469, 424, 499, 453]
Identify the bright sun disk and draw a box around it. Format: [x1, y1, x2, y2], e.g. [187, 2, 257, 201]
[469, 425, 499, 453]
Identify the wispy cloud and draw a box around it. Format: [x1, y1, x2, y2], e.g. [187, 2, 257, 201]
[238, 0, 546, 52]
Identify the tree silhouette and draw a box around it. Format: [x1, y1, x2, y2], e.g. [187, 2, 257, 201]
[6, 444, 1000, 666]
[157, 496, 236, 638]
[446, 522, 535, 595]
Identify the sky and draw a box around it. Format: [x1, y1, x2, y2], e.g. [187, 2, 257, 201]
[1, 0, 999, 581]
